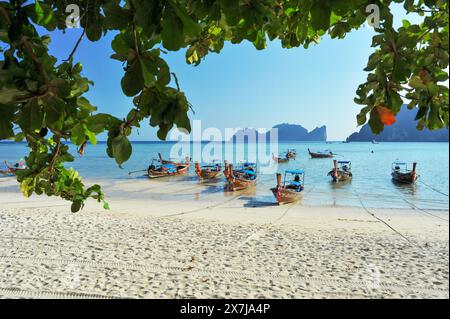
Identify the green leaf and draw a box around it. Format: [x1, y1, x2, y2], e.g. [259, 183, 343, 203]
[87, 113, 121, 133]
[111, 135, 132, 165]
[17, 99, 43, 132]
[111, 33, 131, 56]
[44, 97, 65, 130]
[220, 0, 240, 26]
[428, 103, 444, 130]
[161, 7, 185, 51]
[157, 124, 173, 140]
[77, 97, 97, 113]
[0, 104, 14, 140]
[409, 76, 427, 90]
[157, 59, 171, 86]
[387, 91, 403, 112]
[415, 107, 428, 121]
[167, 0, 202, 37]
[51, 78, 71, 98]
[310, 2, 331, 31]
[121, 61, 144, 96]
[368, 108, 384, 134]
[0, 87, 29, 104]
[86, 16, 103, 42]
[71, 200, 83, 213]
[71, 123, 86, 146]
[356, 106, 372, 126]
[34, 1, 45, 24]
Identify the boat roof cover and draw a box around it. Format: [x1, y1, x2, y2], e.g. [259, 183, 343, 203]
[239, 169, 256, 175]
[338, 161, 351, 164]
[393, 161, 407, 165]
[241, 162, 256, 166]
[286, 169, 305, 175]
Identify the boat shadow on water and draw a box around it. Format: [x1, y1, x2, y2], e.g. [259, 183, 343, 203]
[392, 180, 418, 196]
[240, 196, 281, 208]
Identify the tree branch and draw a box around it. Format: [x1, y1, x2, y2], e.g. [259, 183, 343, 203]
[49, 135, 61, 178]
[0, 6, 11, 24]
[171, 72, 180, 91]
[65, 0, 89, 61]
[64, 29, 86, 61]
[22, 37, 51, 87]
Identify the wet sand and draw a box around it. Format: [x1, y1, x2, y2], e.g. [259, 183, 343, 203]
[0, 177, 448, 299]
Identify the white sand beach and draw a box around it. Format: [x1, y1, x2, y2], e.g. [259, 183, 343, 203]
[0, 177, 448, 299]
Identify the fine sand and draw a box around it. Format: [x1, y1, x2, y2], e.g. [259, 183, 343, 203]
[0, 176, 448, 299]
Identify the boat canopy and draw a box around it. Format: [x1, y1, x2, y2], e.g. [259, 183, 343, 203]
[286, 169, 305, 175]
[241, 162, 256, 166]
[393, 161, 407, 166]
[239, 169, 256, 175]
[338, 161, 351, 164]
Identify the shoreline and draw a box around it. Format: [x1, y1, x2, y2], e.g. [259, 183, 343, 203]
[0, 177, 448, 299]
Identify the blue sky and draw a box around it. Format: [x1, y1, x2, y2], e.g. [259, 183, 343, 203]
[44, 4, 419, 141]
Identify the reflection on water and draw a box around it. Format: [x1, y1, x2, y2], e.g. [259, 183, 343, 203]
[0, 142, 448, 210]
[392, 180, 418, 196]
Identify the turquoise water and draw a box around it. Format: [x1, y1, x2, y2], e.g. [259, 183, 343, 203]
[1, 142, 448, 209]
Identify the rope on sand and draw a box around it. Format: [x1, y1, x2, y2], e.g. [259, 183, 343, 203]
[403, 199, 449, 222]
[419, 180, 449, 197]
[160, 191, 245, 218]
[354, 192, 415, 246]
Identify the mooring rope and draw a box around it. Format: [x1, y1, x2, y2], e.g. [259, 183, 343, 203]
[402, 198, 449, 222]
[354, 192, 415, 246]
[418, 180, 449, 197]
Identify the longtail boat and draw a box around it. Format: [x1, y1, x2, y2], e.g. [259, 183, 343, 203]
[272, 153, 289, 163]
[271, 170, 305, 205]
[391, 161, 418, 184]
[327, 160, 352, 182]
[308, 148, 334, 159]
[1, 160, 26, 176]
[195, 162, 222, 180]
[158, 153, 190, 166]
[224, 162, 257, 191]
[147, 156, 190, 179]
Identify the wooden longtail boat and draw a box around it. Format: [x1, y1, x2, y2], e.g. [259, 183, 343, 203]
[271, 170, 305, 205]
[147, 155, 190, 179]
[224, 162, 257, 191]
[1, 161, 26, 176]
[308, 148, 334, 159]
[327, 160, 352, 182]
[391, 162, 418, 184]
[195, 162, 222, 180]
[158, 153, 190, 166]
[272, 153, 289, 163]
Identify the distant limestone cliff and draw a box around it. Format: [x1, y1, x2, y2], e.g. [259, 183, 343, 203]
[232, 124, 327, 142]
[347, 107, 449, 142]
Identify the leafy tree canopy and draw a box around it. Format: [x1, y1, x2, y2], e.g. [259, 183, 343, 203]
[0, 0, 448, 211]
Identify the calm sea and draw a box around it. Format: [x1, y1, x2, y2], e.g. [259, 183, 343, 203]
[1, 141, 448, 209]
